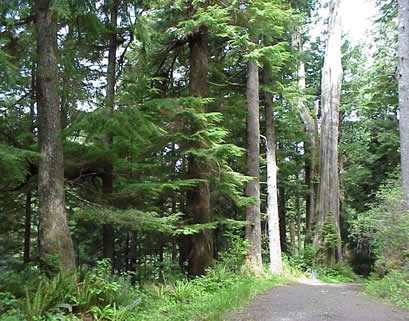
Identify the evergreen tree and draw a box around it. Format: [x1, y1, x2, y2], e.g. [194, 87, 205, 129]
[35, 0, 75, 271]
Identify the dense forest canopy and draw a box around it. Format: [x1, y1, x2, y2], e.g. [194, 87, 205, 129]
[0, 0, 408, 319]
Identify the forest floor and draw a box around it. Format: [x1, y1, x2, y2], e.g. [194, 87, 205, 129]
[226, 277, 409, 321]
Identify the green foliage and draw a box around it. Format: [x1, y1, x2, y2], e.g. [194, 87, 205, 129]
[136, 265, 287, 321]
[0, 144, 38, 189]
[315, 264, 360, 283]
[320, 218, 339, 250]
[0, 260, 142, 321]
[284, 244, 315, 273]
[351, 177, 409, 275]
[365, 270, 409, 309]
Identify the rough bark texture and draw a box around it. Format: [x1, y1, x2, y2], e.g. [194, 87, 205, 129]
[293, 32, 320, 237]
[398, 0, 409, 205]
[102, 0, 119, 263]
[262, 67, 282, 273]
[245, 36, 263, 274]
[35, 0, 75, 271]
[187, 25, 213, 276]
[314, 0, 343, 264]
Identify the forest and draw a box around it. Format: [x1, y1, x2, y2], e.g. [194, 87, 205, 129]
[0, 0, 408, 320]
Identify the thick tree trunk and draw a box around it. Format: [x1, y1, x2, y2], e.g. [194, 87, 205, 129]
[35, 0, 75, 271]
[314, 0, 343, 264]
[245, 36, 263, 274]
[102, 0, 119, 264]
[262, 67, 282, 273]
[187, 25, 213, 276]
[398, 0, 409, 205]
[293, 32, 319, 238]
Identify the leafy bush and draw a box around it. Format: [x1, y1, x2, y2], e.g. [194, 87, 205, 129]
[315, 263, 360, 283]
[352, 178, 409, 275]
[284, 244, 315, 274]
[0, 260, 142, 321]
[365, 270, 409, 309]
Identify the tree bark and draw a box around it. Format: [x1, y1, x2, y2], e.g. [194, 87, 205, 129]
[293, 32, 319, 238]
[262, 67, 282, 273]
[314, 0, 343, 264]
[245, 36, 263, 274]
[187, 25, 213, 276]
[35, 0, 75, 271]
[279, 186, 287, 253]
[24, 191, 32, 263]
[102, 0, 119, 264]
[398, 0, 409, 205]
[24, 62, 36, 264]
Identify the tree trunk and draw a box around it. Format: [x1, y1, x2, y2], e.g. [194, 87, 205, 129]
[398, 0, 409, 205]
[24, 62, 36, 264]
[289, 220, 296, 255]
[296, 194, 302, 254]
[314, 0, 343, 264]
[187, 25, 213, 276]
[24, 192, 32, 263]
[293, 32, 319, 238]
[245, 36, 263, 274]
[278, 186, 287, 253]
[102, 0, 119, 264]
[35, 0, 75, 271]
[262, 67, 282, 273]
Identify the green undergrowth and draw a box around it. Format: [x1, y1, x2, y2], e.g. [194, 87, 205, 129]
[0, 261, 290, 321]
[284, 250, 361, 284]
[137, 268, 289, 321]
[314, 263, 361, 283]
[364, 270, 409, 309]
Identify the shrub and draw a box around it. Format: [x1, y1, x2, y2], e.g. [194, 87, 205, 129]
[365, 270, 409, 309]
[315, 263, 360, 283]
[351, 178, 409, 275]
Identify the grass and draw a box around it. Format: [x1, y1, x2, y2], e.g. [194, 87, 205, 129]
[314, 263, 362, 284]
[0, 262, 291, 321]
[136, 271, 289, 321]
[364, 270, 409, 309]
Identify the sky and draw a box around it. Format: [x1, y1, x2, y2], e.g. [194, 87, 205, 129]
[340, 0, 378, 45]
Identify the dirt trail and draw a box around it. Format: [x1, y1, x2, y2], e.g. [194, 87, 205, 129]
[227, 278, 409, 321]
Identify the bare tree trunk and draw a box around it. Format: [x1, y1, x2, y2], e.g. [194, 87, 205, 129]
[24, 192, 32, 263]
[35, 0, 75, 271]
[278, 186, 287, 253]
[263, 67, 282, 273]
[293, 32, 320, 238]
[24, 62, 36, 264]
[289, 220, 296, 255]
[314, 0, 343, 264]
[398, 0, 409, 205]
[245, 36, 263, 274]
[296, 194, 302, 254]
[187, 25, 213, 276]
[102, 0, 119, 264]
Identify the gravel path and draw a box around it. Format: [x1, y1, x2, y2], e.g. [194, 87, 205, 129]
[227, 278, 409, 321]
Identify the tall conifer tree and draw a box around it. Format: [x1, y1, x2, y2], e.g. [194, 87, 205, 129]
[314, 0, 343, 264]
[35, 0, 75, 271]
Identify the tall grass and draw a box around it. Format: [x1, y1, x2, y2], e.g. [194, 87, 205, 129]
[365, 270, 409, 309]
[136, 268, 289, 321]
